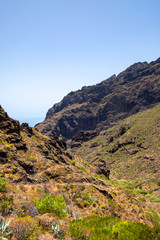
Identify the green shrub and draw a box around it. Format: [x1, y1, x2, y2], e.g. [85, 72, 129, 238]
[0, 177, 7, 192]
[94, 174, 103, 179]
[69, 216, 157, 240]
[112, 190, 117, 195]
[111, 179, 134, 190]
[69, 184, 75, 189]
[36, 195, 67, 217]
[0, 198, 12, 215]
[111, 222, 154, 240]
[0, 201, 9, 215]
[76, 166, 87, 173]
[136, 189, 148, 195]
[146, 194, 160, 202]
[72, 160, 76, 165]
[69, 220, 87, 240]
[69, 216, 120, 240]
[36, 188, 44, 193]
[146, 210, 160, 237]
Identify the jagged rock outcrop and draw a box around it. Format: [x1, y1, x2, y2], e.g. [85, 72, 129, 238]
[0, 105, 27, 150]
[36, 58, 160, 141]
[20, 122, 34, 137]
[0, 105, 73, 183]
[0, 105, 20, 135]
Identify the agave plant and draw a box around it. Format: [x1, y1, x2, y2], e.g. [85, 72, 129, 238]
[0, 216, 12, 240]
[52, 221, 64, 239]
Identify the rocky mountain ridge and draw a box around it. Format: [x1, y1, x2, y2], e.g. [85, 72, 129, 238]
[36, 58, 160, 141]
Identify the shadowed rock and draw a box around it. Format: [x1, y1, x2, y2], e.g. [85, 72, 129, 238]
[36, 58, 160, 142]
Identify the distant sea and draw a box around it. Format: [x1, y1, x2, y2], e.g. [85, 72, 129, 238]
[18, 117, 44, 127]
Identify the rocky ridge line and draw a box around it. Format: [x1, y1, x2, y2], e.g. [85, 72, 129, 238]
[36, 58, 160, 142]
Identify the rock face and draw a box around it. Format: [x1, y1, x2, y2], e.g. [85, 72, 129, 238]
[0, 105, 27, 150]
[0, 105, 20, 135]
[36, 58, 160, 141]
[0, 105, 73, 183]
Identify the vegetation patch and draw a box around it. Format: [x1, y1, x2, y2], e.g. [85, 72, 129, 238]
[10, 216, 39, 240]
[76, 166, 87, 173]
[146, 194, 160, 203]
[0, 197, 13, 215]
[0, 177, 7, 193]
[35, 194, 67, 217]
[69, 215, 157, 240]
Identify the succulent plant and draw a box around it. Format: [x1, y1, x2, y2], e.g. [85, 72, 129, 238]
[0, 216, 12, 240]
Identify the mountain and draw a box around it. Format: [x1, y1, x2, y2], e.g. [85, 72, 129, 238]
[36, 58, 160, 141]
[74, 105, 160, 192]
[0, 106, 160, 239]
[72, 105, 160, 239]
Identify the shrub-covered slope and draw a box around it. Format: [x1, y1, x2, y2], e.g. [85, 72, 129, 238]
[36, 58, 160, 140]
[75, 105, 160, 203]
[0, 105, 160, 239]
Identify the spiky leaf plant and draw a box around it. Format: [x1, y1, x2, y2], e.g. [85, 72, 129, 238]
[0, 216, 11, 240]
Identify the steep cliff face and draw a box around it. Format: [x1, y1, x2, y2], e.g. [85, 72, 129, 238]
[36, 58, 160, 140]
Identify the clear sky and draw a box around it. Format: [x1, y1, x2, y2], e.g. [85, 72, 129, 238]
[1, 0, 160, 126]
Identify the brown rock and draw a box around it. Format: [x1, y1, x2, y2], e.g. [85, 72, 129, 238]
[20, 122, 34, 137]
[36, 58, 160, 142]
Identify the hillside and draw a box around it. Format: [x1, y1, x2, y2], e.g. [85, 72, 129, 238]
[74, 105, 160, 203]
[0, 106, 160, 239]
[36, 58, 160, 141]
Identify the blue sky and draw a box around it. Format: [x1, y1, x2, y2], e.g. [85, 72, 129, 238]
[1, 0, 160, 126]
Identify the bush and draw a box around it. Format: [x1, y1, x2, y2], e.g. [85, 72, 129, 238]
[146, 194, 160, 202]
[69, 216, 120, 240]
[0, 177, 7, 192]
[0, 197, 13, 215]
[36, 195, 67, 217]
[70, 184, 75, 189]
[136, 189, 148, 195]
[10, 216, 39, 240]
[69, 216, 157, 240]
[146, 210, 160, 237]
[72, 160, 76, 165]
[76, 166, 87, 173]
[111, 222, 154, 240]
